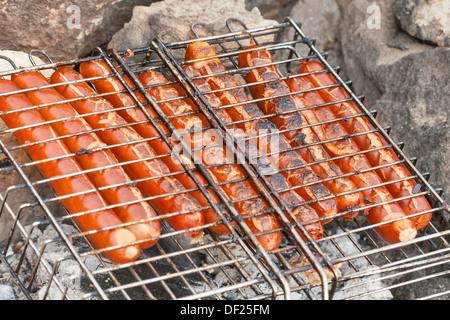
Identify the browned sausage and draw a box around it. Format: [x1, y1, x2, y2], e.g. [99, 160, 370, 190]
[0, 79, 141, 264]
[237, 44, 364, 218]
[11, 70, 161, 248]
[285, 73, 419, 243]
[298, 60, 432, 230]
[181, 64, 324, 241]
[138, 70, 286, 250]
[78, 60, 229, 237]
[185, 41, 338, 223]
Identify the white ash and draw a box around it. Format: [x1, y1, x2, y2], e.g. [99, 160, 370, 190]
[0, 284, 15, 300]
[0, 222, 104, 300]
[1, 221, 394, 300]
[190, 230, 393, 300]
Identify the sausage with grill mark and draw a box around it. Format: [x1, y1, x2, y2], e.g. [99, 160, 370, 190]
[185, 41, 338, 223]
[286, 75, 418, 244]
[298, 60, 432, 230]
[78, 61, 227, 237]
[181, 64, 324, 241]
[237, 44, 364, 218]
[138, 70, 285, 249]
[0, 79, 140, 264]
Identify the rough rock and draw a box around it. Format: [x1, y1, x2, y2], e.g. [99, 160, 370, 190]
[245, 0, 297, 21]
[285, 0, 344, 68]
[339, 0, 450, 201]
[0, 0, 158, 61]
[393, 0, 450, 47]
[108, 0, 279, 51]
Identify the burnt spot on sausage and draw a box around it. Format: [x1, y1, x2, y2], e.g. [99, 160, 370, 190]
[277, 138, 291, 151]
[267, 173, 288, 190]
[230, 88, 249, 102]
[363, 196, 372, 204]
[311, 184, 331, 198]
[260, 70, 279, 81]
[281, 113, 303, 129]
[209, 62, 226, 75]
[241, 198, 265, 216]
[293, 132, 308, 145]
[244, 103, 265, 117]
[301, 168, 319, 182]
[255, 158, 277, 175]
[281, 192, 301, 206]
[328, 123, 348, 137]
[230, 181, 254, 199]
[265, 80, 283, 90]
[76, 148, 93, 155]
[275, 97, 297, 113]
[329, 164, 343, 175]
[279, 151, 305, 168]
[255, 119, 278, 131]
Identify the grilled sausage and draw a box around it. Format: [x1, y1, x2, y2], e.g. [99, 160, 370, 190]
[78, 60, 226, 237]
[185, 41, 338, 223]
[12, 70, 202, 239]
[11, 70, 161, 248]
[48, 66, 163, 247]
[285, 74, 419, 243]
[0, 79, 141, 264]
[181, 64, 324, 241]
[298, 60, 432, 230]
[237, 44, 364, 218]
[138, 70, 285, 250]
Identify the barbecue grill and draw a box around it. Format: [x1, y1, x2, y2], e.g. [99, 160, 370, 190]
[0, 18, 448, 300]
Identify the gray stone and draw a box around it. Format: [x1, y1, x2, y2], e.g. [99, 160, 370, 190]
[245, 0, 297, 21]
[108, 0, 279, 51]
[393, 0, 450, 47]
[0, 0, 158, 61]
[339, 0, 450, 201]
[285, 0, 344, 68]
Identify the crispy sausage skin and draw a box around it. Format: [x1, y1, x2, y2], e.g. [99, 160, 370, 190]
[138, 70, 285, 250]
[78, 60, 224, 237]
[12, 70, 202, 239]
[12, 70, 160, 248]
[185, 41, 338, 223]
[0, 79, 141, 264]
[286, 75, 418, 244]
[48, 66, 162, 247]
[238, 44, 364, 218]
[181, 64, 324, 242]
[298, 60, 432, 230]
